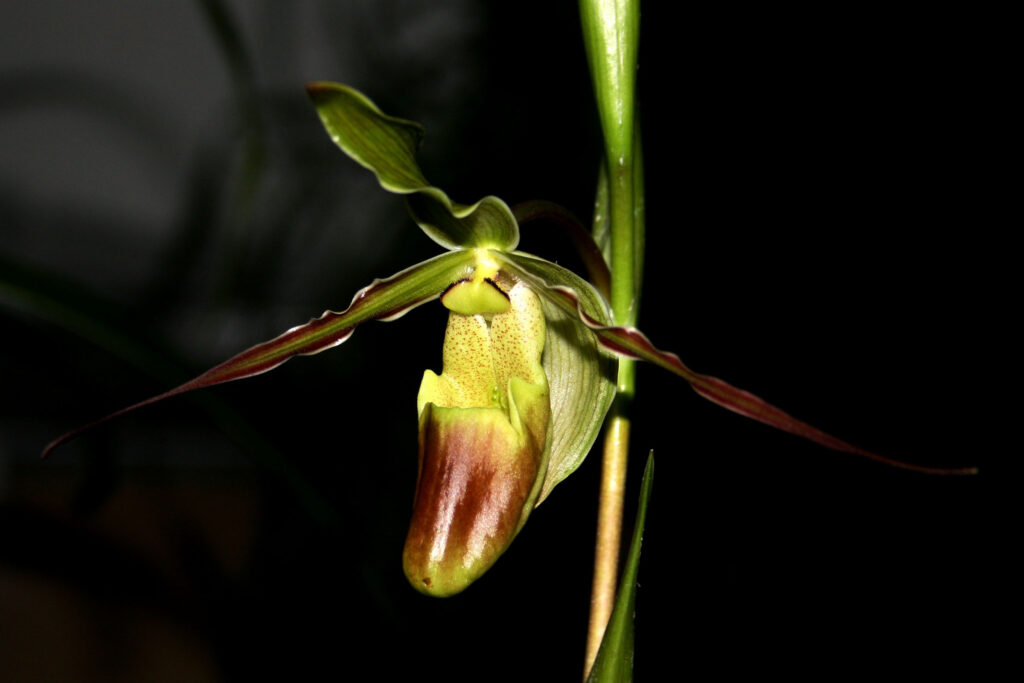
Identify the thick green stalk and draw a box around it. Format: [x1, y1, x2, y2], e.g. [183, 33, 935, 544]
[579, 0, 642, 676]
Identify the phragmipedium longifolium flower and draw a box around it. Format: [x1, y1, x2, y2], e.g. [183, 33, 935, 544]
[406, 280, 550, 596]
[43, 82, 975, 596]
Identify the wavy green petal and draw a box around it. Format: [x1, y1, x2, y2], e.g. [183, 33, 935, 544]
[307, 82, 519, 251]
[43, 250, 476, 458]
[504, 266, 977, 476]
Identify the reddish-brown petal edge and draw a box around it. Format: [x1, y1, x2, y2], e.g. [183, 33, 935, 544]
[506, 266, 976, 476]
[42, 251, 474, 458]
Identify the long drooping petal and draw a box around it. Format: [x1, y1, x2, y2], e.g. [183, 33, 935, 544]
[498, 252, 976, 476]
[42, 250, 476, 458]
[307, 82, 520, 252]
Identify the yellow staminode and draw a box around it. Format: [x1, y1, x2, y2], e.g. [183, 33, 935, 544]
[439, 249, 511, 316]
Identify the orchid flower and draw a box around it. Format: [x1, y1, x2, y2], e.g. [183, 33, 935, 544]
[43, 82, 976, 596]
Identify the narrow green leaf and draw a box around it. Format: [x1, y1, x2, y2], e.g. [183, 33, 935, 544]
[586, 452, 654, 683]
[581, 0, 641, 343]
[306, 81, 519, 251]
[497, 252, 617, 502]
[43, 250, 476, 458]
[579, 0, 639, 163]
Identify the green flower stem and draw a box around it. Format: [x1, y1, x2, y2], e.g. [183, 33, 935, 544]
[580, 0, 642, 676]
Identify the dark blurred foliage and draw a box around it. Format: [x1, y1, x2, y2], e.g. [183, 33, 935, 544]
[0, 2, 996, 681]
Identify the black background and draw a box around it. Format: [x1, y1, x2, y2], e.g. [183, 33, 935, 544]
[1, 2, 995, 681]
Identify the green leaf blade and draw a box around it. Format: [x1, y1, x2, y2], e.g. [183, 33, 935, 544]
[579, 0, 639, 164]
[586, 452, 653, 683]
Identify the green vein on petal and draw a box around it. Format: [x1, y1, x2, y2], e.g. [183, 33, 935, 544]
[307, 81, 519, 252]
[43, 250, 476, 458]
